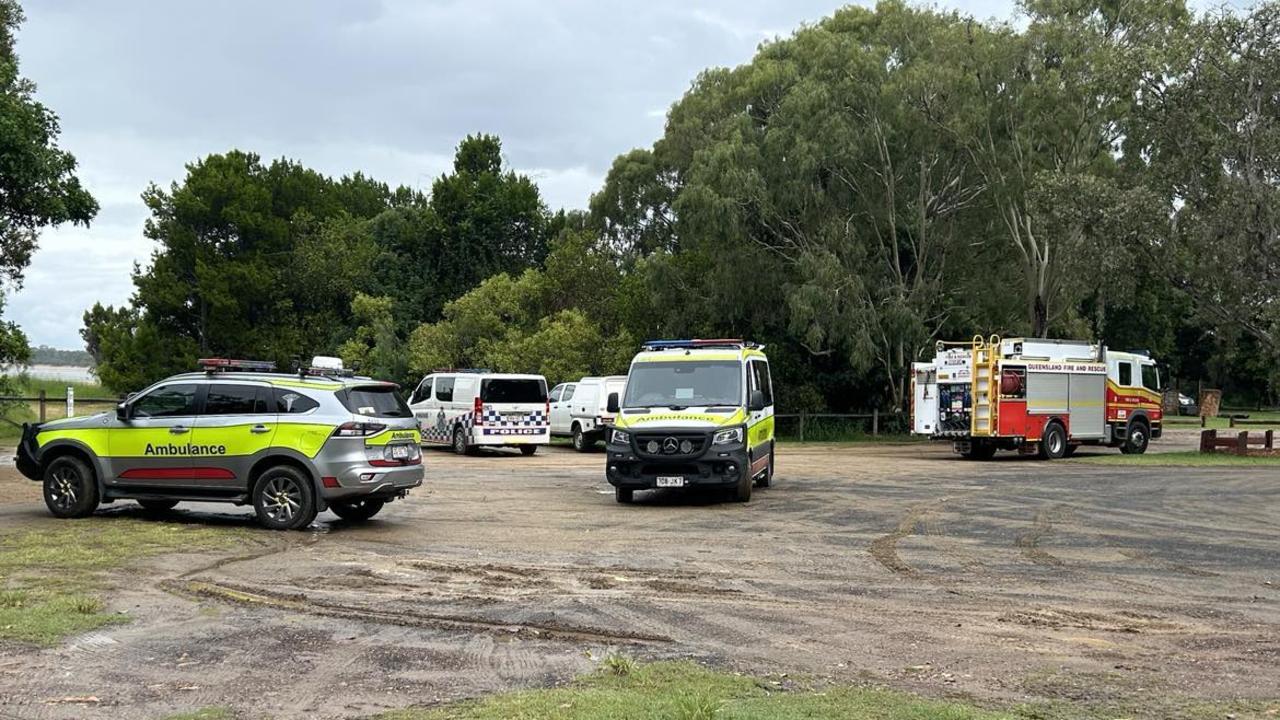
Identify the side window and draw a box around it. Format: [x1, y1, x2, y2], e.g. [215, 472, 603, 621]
[549, 385, 564, 403]
[1119, 362, 1133, 386]
[435, 377, 455, 402]
[132, 384, 198, 418]
[411, 377, 433, 405]
[562, 384, 576, 402]
[204, 384, 267, 415]
[273, 388, 320, 414]
[749, 361, 773, 406]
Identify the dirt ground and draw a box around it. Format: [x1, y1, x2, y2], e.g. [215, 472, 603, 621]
[1, 433, 1278, 719]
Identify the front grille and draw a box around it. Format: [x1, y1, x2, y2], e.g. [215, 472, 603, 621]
[635, 432, 706, 458]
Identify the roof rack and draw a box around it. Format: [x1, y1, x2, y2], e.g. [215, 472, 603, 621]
[198, 358, 276, 373]
[641, 339, 757, 351]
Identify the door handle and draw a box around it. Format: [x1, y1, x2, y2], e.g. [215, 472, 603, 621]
[169, 426, 189, 434]
[250, 425, 271, 434]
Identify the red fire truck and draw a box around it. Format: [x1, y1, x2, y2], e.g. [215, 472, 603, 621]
[911, 336, 1163, 459]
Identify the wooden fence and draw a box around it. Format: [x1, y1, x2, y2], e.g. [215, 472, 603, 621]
[774, 410, 902, 441]
[1199, 428, 1276, 455]
[1, 391, 117, 426]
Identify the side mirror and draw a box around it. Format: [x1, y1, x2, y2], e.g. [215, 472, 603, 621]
[748, 390, 766, 412]
[606, 392, 620, 414]
[116, 402, 130, 421]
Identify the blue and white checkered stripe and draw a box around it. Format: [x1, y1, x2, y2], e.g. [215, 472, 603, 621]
[479, 407, 548, 427]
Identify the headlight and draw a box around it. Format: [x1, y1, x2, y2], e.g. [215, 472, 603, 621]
[712, 427, 743, 445]
[610, 429, 630, 445]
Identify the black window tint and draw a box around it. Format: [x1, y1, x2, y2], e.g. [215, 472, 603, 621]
[274, 388, 320, 414]
[1119, 362, 1133, 386]
[481, 378, 548, 403]
[436, 377, 455, 402]
[133, 384, 198, 418]
[341, 386, 412, 418]
[411, 377, 432, 405]
[1141, 364, 1161, 392]
[204, 384, 266, 415]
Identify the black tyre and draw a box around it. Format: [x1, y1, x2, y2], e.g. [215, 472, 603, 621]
[733, 466, 753, 503]
[962, 441, 997, 460]
[1120, 420, 1150, 455]
[452, 426, 469, 456]
[571, 425, 594, 452]
[252, 465, 318, 531]
[137, 499, 179, 512]
[330, 497, 385, 522]
[1039, 423, 1067, 460]
[42, 455, 99, 519]
[615, 487, 634, 504]
[519, 445, 538, 456]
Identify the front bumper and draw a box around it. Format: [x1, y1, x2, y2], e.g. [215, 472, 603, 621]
[15, 423, 41, 481]
[604, 427, 748, 490]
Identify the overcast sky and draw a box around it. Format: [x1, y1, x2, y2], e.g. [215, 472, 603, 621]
[9, 0, 1034, 349]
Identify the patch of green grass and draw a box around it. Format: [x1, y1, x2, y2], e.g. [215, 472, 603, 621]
[1076, 450, 1280, 466]
[0, 519, 244, 645]
[378, 660, 1017, 720]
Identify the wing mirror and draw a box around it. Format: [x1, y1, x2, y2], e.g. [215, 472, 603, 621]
[606, 392, 620, 414]
[748, 390, 766, 412]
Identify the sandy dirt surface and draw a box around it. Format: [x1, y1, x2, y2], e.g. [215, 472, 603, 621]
[0, 436, 1277, 719]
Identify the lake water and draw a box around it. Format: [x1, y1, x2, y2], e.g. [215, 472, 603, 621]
[1, 364, 97, 383]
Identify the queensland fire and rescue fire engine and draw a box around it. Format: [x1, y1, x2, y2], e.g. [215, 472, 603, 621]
[911, 336, 1163, 459]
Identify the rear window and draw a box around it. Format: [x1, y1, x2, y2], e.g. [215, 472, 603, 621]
[340, 386, 412, 418]
[481, 378, 547, 404]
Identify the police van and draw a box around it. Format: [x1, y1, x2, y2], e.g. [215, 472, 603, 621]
[15, 358, 424, 530]
[605, 339, 775, 503]
[408, 370, 550, 455]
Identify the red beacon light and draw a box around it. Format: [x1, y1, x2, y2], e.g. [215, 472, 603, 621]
[197, 358, 277, 373]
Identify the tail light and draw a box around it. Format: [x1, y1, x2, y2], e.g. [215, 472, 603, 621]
[474, 395, 484, 426]
[333, 421, 387, 437]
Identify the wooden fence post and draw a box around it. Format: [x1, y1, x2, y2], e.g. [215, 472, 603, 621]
[1200, 429, 1215, 453]
[1237, 431, 1250, 456]
[38, 389, 46, 423]
[872, 408, 879, 437]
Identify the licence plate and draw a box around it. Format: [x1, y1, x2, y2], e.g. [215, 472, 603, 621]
[655, 476, 685, 488]
[390, 444, 412, 460]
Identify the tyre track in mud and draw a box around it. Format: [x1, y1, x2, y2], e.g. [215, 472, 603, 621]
[164, 578, 674, 645]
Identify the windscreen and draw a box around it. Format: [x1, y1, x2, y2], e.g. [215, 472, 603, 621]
[481, 378, 547, 404]
[341, 386, 412, 418]
[623, 361, 742, 408]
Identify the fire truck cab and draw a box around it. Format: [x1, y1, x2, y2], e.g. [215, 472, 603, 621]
[911, 336, 1162, 460]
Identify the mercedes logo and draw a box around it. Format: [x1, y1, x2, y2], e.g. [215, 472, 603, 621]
[662, 436, 680, 454]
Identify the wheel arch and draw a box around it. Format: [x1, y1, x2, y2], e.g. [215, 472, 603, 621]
[247, 451, 322, 508]
[38, 440, 105, 493]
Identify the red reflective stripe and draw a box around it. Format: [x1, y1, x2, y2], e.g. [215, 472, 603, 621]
[368, 457, 422, 467]
[119, 467, 235, 480]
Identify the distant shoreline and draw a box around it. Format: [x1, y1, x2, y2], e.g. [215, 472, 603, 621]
[1, 364, 96, 383]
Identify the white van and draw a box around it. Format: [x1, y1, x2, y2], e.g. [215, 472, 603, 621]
[408, 371, 549, 455]
[549, 375, 626, 451]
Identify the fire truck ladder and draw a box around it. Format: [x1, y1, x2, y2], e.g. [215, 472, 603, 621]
[970, 334, 1000, 436]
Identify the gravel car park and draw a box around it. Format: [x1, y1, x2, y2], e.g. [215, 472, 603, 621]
[0, 437, 1277, 719]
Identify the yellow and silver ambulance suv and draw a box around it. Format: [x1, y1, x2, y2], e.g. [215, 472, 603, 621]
[605, 339, 774, 503]
[15, 358, 423, 530]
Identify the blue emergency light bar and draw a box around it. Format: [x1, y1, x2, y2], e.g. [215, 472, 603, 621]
[641, 339, 751, 351]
